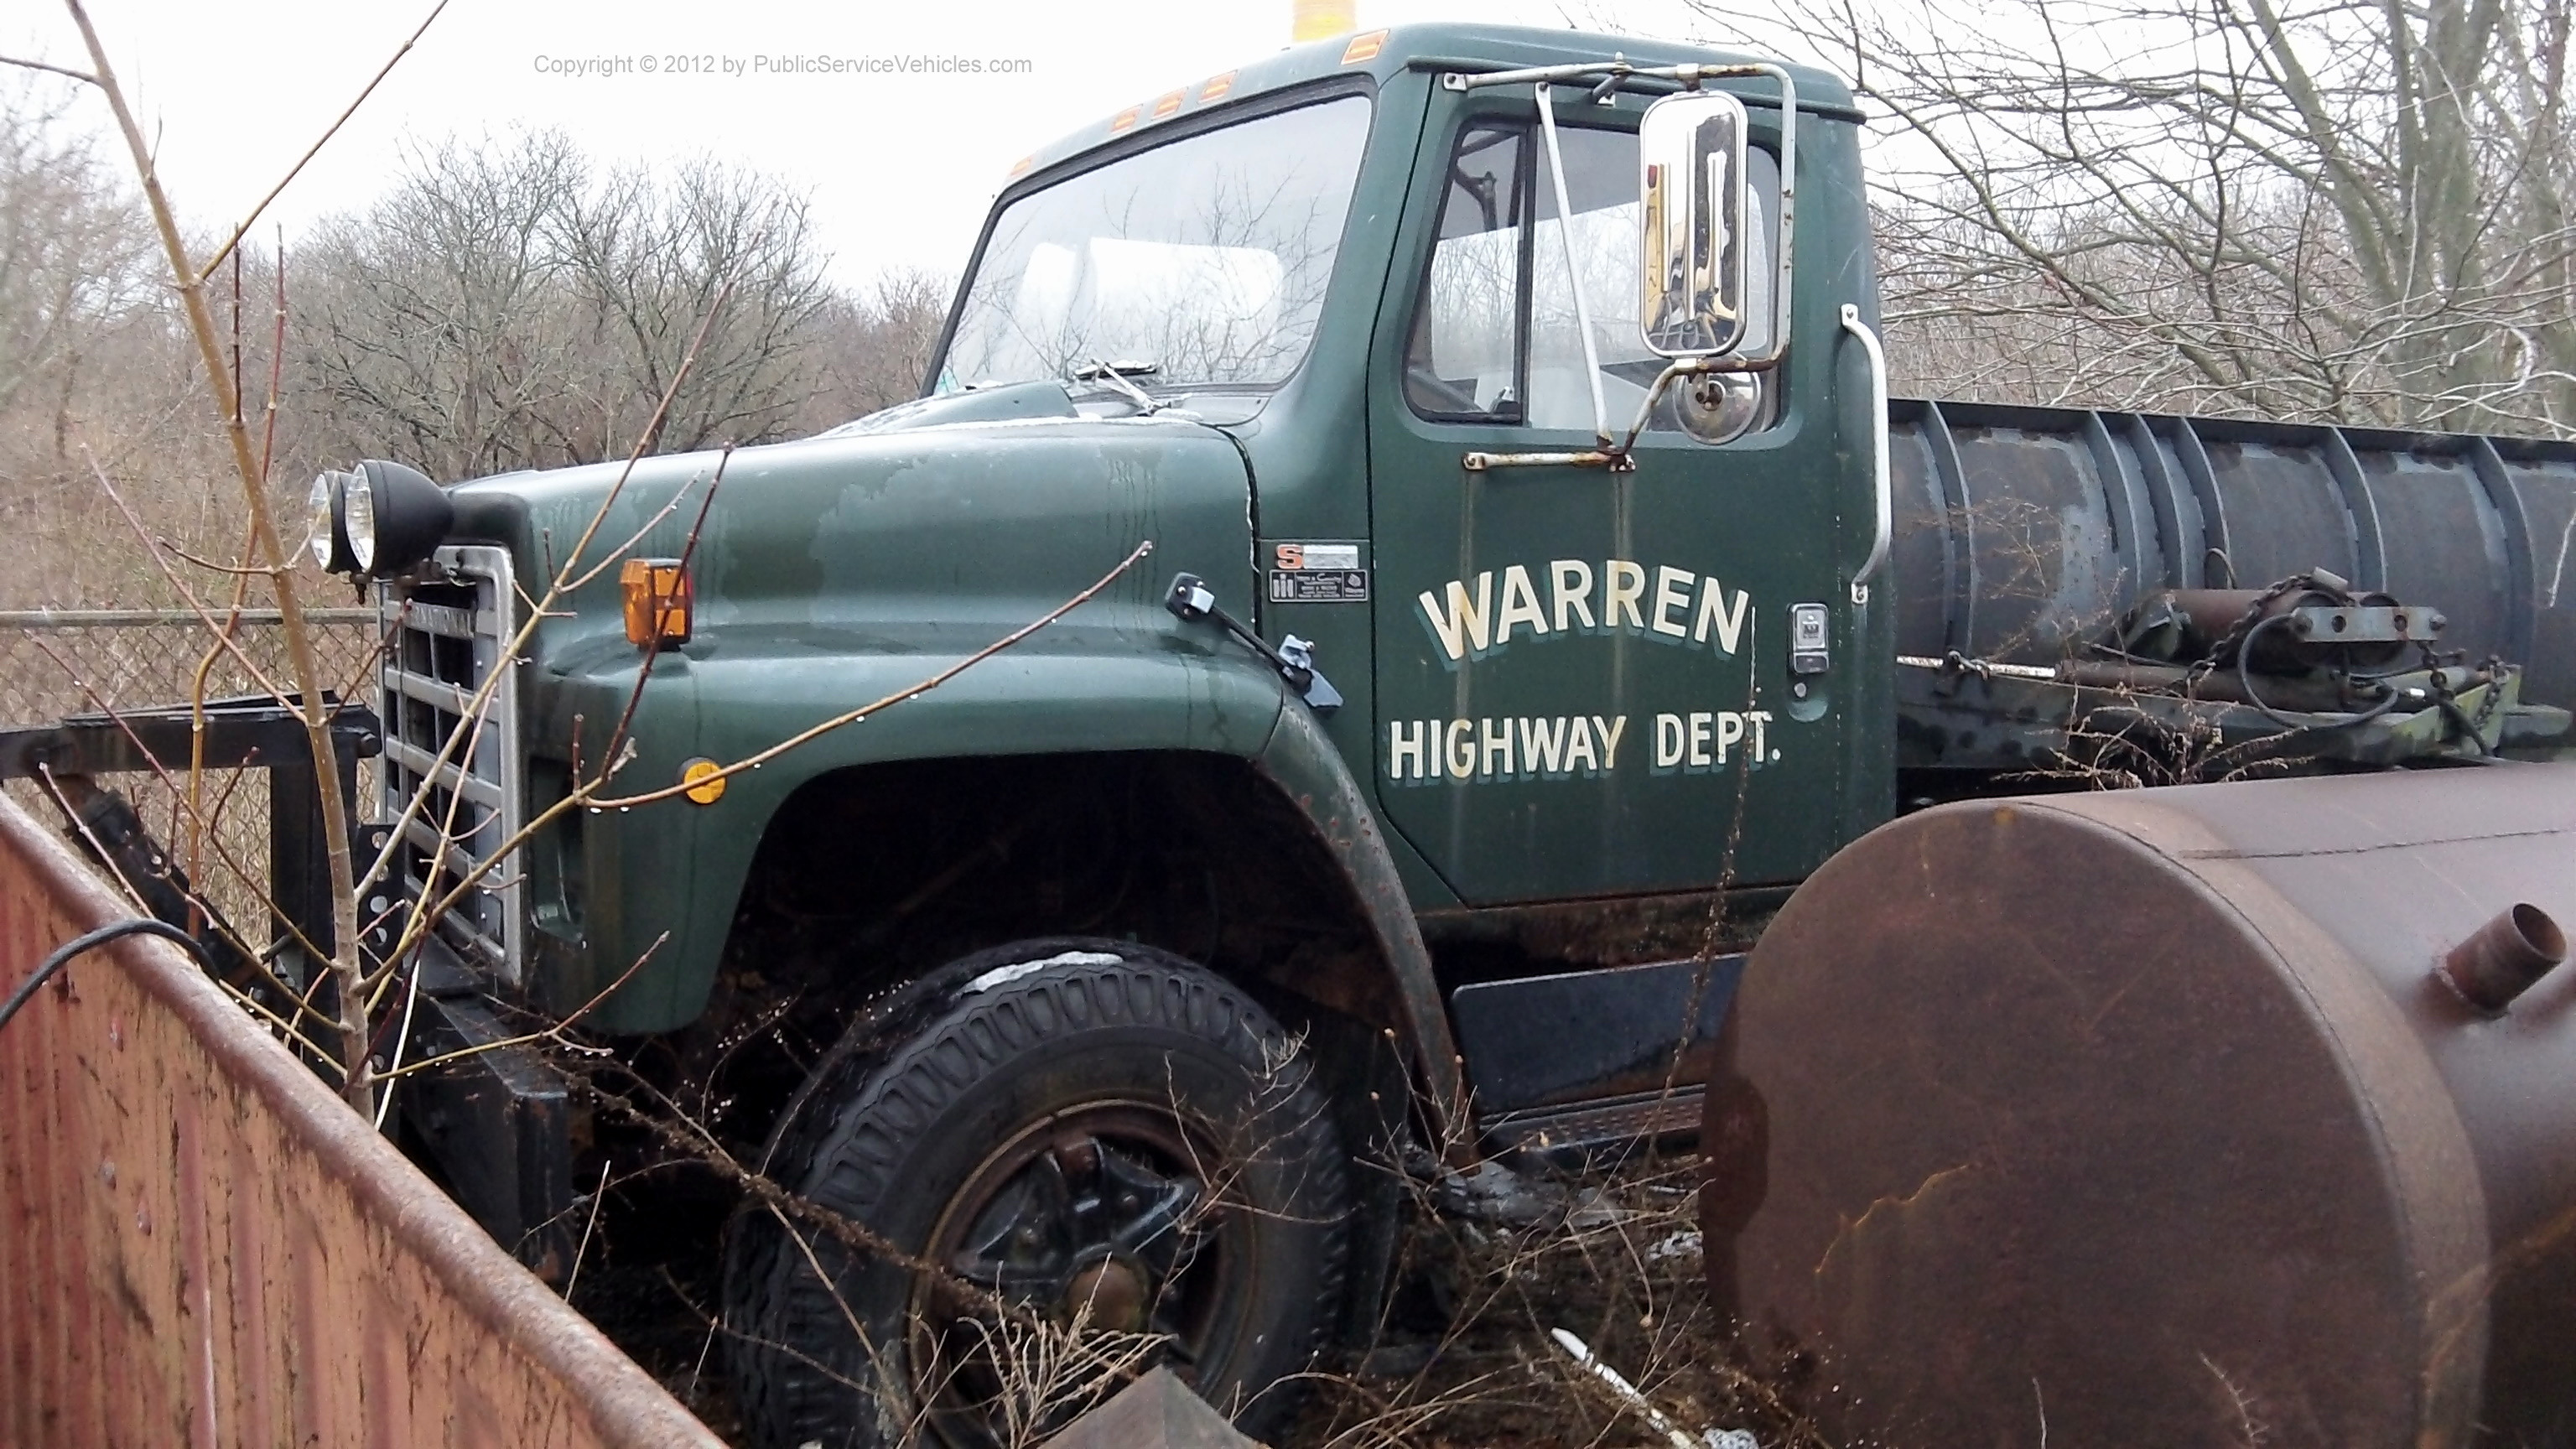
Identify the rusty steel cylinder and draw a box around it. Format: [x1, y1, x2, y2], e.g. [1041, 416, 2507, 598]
[1703, 764, 2576, 1449]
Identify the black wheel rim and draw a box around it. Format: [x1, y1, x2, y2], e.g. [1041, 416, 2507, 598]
[907, 1099, 1238, 1446]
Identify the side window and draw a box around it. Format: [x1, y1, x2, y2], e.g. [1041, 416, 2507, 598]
[1405, 127, 1526, 420]
[1528, 126, 1646, 430]
[1406, 117, 1782, 436]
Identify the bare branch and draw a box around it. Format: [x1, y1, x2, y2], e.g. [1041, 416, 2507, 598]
[0, 53, 96, 86]
[190, 0, 449, 285]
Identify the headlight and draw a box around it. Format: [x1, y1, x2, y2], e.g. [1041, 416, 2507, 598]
[305, 470, 353, 572]
[345, 469, 379, 572]
[310, 459, 453, 579]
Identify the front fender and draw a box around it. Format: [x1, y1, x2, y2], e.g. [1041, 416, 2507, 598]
[537, 630, 1293, 1031]
[1254, 700, 1465, 1140]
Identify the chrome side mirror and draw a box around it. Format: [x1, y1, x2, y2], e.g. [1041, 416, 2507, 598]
[1639, 90, 1750, 358]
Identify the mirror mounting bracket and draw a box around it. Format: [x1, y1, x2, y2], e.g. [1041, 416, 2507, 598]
[1459, 351, 1784, 475]
[1164, 573, 1343, 713]
[1533, 81, 1612, 449]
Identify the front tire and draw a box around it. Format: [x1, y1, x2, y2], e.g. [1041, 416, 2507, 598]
[724, 939, 1353, 1449]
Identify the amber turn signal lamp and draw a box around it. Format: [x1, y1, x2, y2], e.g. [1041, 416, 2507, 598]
[679, 757, 726, 806]
[621, 558, 692, 650]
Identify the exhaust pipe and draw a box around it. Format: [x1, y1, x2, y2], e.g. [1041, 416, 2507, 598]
[2439, 902, 2567, 1011]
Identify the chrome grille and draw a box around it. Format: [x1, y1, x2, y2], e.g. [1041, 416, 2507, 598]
[377, 544, 524, 982]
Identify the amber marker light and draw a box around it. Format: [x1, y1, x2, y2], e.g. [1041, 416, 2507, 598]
[621, 558, 693, 650]
[1341, 30, 1387, 64]
[679, 758, 726, 806]
[1198, 70, 1235, 102]
[1150, 89, 1185, 120]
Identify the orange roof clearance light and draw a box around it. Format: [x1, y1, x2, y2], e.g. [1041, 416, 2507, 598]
[1198, 70, 1236, 103]
[621, 558, 693, 651]
[1150, 89, 1185, 120]
[1110, 105, 1142, 134]
[1341, 29, 1387, 65]
[1006, 153, 1035, 179]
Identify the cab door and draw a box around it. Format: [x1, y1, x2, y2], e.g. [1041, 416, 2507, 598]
[1366, 91, 1847, 904]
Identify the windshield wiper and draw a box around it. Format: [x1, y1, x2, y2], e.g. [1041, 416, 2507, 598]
[1067, 357, 1166, 415]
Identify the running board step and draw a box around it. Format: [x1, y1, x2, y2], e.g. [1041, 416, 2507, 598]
[1483, 1088, 1703, 1157]
[1449, 954, 1745, 1113]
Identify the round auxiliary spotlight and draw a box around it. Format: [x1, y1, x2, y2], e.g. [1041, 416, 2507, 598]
[305, 470, 359, 574]
[327, 459, 454, 579]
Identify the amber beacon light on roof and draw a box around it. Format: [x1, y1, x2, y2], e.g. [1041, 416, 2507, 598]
[1292, 0, 1357, 44]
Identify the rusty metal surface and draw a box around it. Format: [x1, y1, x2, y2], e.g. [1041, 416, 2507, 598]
[2125, 585, 2423, 671]
[2441, 903, 2567, 1011]
[1706, 763, 2576, 1449]
[0, 792, 720, 1448]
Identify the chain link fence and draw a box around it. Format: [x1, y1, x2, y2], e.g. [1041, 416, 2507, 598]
[0, 609, 385, 939]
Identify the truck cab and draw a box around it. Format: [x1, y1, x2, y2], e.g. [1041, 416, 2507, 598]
[922, 28, 1888, 911]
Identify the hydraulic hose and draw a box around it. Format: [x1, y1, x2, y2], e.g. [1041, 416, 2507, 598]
[0, 918, 210, 1034]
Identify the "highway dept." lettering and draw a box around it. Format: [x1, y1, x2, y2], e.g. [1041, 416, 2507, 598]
[1417, 559, 1752, 665]
[1388, 709, 1779, 782]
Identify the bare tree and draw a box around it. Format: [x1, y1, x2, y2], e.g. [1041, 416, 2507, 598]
[296, 133, 838, 480]
[295, 130, 590, 480]
[1696, 0, 2576, 434]
[800, 266, 953, 429]
[3, 91, 953, 592]
[0, 75, 151, 421]
[558, 156, 834, 454]
[0, 74, 248, 609]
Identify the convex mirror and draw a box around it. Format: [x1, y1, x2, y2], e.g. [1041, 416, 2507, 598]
[1639, 90, 1751, 357]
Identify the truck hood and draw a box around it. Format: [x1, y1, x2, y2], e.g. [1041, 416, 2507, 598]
[823, 379, 1275, 434]
[820, 381, 1084, 437]
[444, 412, 1255, 677]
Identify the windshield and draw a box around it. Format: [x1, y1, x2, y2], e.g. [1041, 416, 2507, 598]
[939, 95, 1374, 397]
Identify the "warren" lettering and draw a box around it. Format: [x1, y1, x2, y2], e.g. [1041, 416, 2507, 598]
[1417, 558, 1750, 664]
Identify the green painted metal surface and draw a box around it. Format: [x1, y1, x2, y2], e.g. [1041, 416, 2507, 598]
[451, 418, 1276, 1030]
[1360, 61, 1888, 903]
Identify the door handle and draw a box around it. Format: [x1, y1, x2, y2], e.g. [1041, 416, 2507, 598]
[1841, 304, 1891, 607]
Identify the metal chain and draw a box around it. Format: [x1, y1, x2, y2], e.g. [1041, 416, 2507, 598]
[2201, 573, 2319, 672]
[2421, 652, 2510, 753]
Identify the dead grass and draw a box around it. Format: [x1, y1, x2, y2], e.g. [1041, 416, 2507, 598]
[1283, 1148, 1826, 1449]
[559, 1122, 1831, 1449]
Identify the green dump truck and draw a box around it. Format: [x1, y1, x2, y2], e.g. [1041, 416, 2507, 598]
[16, 21, 2576, 1449]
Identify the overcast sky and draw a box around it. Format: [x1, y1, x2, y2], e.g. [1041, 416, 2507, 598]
[7, 0, 1727, 288]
